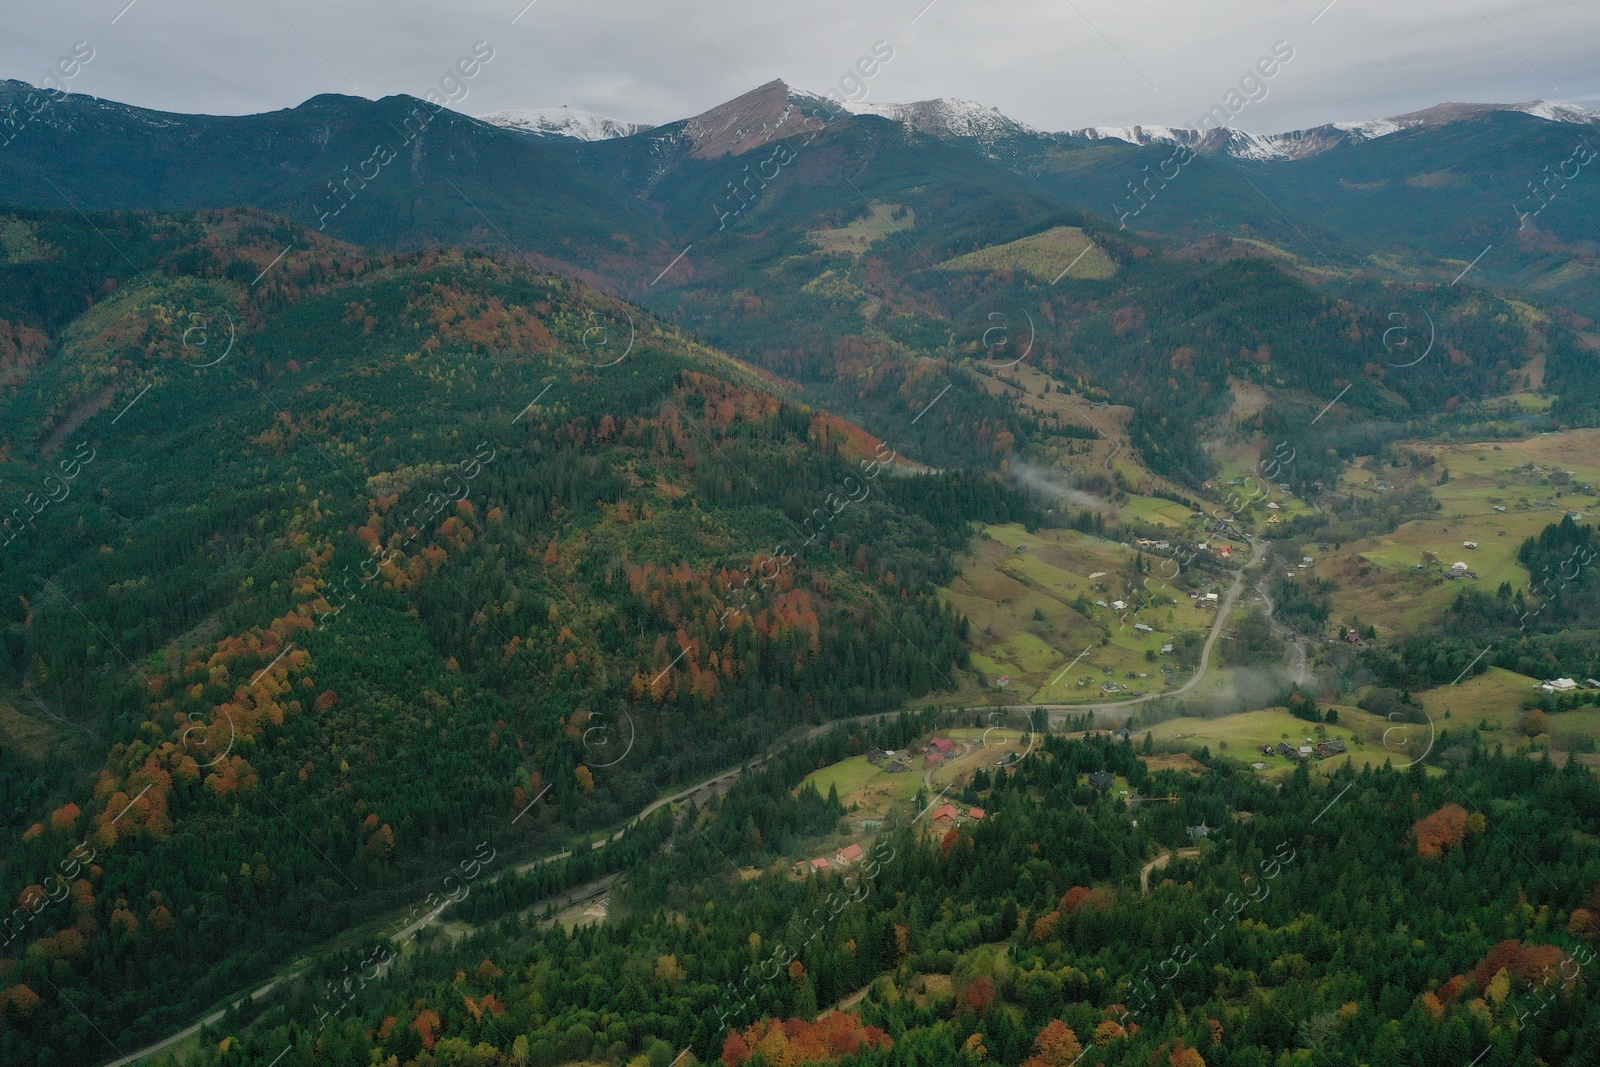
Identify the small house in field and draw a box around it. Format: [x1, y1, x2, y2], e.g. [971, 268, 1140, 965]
[925, 752, 942, 767]
[930, 737, 956, 755]
[866, 747, 887, 764]
[931, 803, 961, 823]
[1316, 739, 1348, 757]
[1463, 541, 1478, 550]
[835, 843, 865, 866]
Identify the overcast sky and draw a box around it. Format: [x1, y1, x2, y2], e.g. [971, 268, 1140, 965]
[4, 0, 1597, 133]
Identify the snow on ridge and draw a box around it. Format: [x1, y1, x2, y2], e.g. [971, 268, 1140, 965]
[1073, 125, 1200, 148]
[1066, 99, 1600, 160]
[1507, 100, 1600, 124]
[808, 94, 1039, 146]
[477, 106, 652, 141]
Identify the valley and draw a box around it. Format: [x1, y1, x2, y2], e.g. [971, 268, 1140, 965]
[1, 29, 1600, 1067]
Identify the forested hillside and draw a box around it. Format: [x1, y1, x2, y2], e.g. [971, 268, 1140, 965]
[6, 85, 1592, 485]
[146, 726, 1600, 1067]
[0, 206, 1045, 1066]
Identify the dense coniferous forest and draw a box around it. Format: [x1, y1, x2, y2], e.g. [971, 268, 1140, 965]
[0, 208, 1053, 1065]
[135, 728, 1600, 1067]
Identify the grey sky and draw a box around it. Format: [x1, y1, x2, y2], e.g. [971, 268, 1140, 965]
[3, 0, 1596, 133]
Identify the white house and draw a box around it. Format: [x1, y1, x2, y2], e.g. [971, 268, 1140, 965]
[1543, 678, 1578, 693]
[1463, 541, 1478, 550]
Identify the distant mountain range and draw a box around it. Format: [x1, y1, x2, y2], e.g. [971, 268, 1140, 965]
[4, 75, 1597, 340]
[475, 105, 654, 141]
[480, 81, 1600, 162]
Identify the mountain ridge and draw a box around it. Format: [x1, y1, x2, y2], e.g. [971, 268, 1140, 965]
[471, 76, 1600, 162]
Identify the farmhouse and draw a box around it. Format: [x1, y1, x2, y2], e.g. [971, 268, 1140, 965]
[1543, 678, 1578, 693]
[930, 737, 956, 755]
[1088, 771, 1116, 790]
[835, 843, 865, 866]
[931, 803, 961, 823]
[1316, 739, 1348, 757]
[1134, 623, 1154, 633]
[866, 747, 887, 764]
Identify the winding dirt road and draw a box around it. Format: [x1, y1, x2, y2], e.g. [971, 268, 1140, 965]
[960, 535, 1267, 726]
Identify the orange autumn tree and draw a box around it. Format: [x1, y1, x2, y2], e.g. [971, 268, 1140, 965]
[1469, 939, 1571, 992]
[1060, 885, 1109, 914]
[721, 1015, 891, 1066]
[1413, 803, 1481, 859]
[1024, 1020, 1083, 1067]
[412, 1007, 442, 1049]
[963, 976, 996, 1014]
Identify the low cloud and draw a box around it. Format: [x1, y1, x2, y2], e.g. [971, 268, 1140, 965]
[1011, 461, 1111, 511]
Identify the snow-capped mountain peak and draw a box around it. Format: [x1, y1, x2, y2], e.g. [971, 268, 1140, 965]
[1066, 100, 1599, 162]
[841, 97, 1038, 141]
[477, 106, 652, 141]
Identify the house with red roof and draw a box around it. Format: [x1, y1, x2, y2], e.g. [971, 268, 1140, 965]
[810, 857, 831, 871]
[968, 807, 986, 820]
[835, 843, 865, 865]
[930, 737, 956, 754]
[931, 803, 961, 823]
